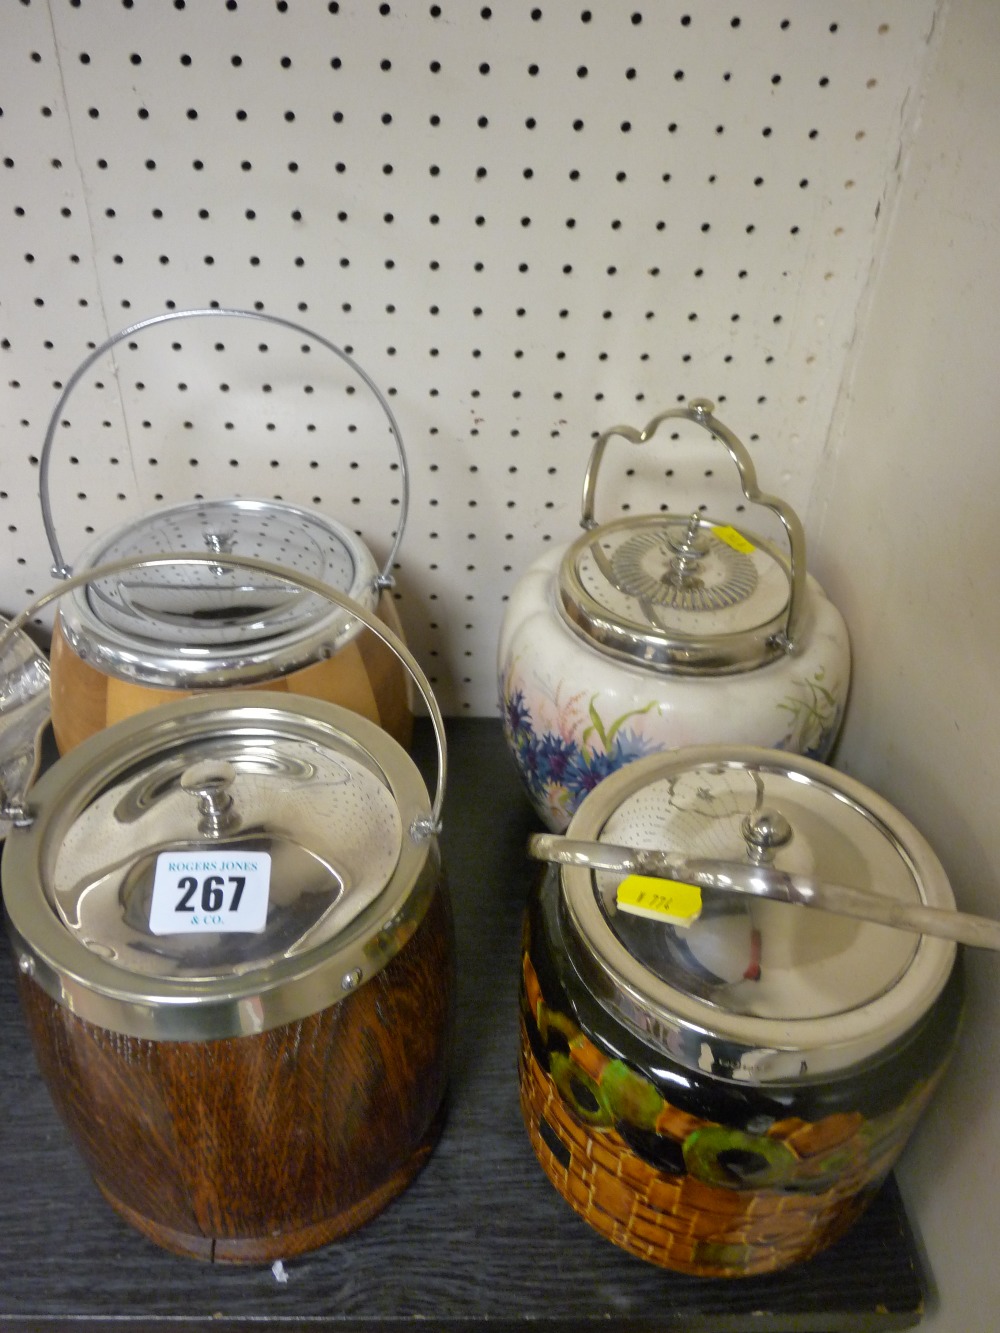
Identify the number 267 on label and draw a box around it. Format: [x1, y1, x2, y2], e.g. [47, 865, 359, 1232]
[149, 852, 271, 935]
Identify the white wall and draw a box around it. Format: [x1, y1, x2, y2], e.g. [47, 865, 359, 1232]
[0, 1, 940, 715]
[810, 0, 1000, 1325]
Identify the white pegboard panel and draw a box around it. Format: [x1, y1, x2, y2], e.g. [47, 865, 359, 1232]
[0, 0, 939, 714]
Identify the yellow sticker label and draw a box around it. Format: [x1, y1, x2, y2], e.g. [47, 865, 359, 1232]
[711, 524, 756, 555]
[616, 875, 703, 927]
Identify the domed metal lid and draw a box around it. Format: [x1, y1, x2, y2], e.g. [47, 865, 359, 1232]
[2, 692, 438, 1041]
[532, 746, 958, 1082]
[58, 498, 380, 687]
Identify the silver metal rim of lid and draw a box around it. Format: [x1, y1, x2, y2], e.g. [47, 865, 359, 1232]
[56, 499, 382, 687]
[556, 744, 957, 1083]
[556, 515, 796, 675]
[2, 691, 439, 1042]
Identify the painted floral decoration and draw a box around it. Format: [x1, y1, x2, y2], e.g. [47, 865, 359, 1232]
[775, 665, 843, 761]
[501, 662, 662, 826]
[501, 654, 846, 826]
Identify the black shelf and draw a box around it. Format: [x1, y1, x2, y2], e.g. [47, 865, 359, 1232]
[0, 719, 924, 1331]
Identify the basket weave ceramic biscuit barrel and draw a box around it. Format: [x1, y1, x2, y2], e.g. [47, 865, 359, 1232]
[2, 691, 453, 1263]
[519, 746, 963, 1277]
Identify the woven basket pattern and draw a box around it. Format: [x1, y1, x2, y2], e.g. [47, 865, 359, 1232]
[519, 948, 935, 1278]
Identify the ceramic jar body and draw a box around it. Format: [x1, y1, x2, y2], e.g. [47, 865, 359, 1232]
[498, 547, 850, 831]
[519, 867, 962, 1278]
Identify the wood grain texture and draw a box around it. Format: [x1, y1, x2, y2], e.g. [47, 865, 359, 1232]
[15, 878, 452, 1263]
[0, 720, 927, 1330]
[49, 587, 412, 754]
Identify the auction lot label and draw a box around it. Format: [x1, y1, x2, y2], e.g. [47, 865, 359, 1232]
[149, 851, 271, 935]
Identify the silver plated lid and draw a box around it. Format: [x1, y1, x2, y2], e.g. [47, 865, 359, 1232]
[558, 513, 793, 674]
[59, 498, 379, 686]
[558, 400, 808, 675]
[2, 692, 439, 1042]
[549, 746, 957, 1082]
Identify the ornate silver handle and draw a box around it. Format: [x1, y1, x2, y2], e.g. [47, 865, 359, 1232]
[0, 619, 50, 838]
[38, 308, 409, 589]
[528, 832, 1000, 952]
[579, 398, 807, 651]
[0, 553, 446, 839]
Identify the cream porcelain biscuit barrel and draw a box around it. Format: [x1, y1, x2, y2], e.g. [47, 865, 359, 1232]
[498, 400, 851, 831]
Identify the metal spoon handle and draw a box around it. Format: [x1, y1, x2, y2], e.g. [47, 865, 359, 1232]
[528, 833, 1000, 952]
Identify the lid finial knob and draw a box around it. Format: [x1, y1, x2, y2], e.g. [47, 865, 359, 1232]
[180, 760, 239, 838]
[664, 511, 710, 587]
[741, 808, 793, 865]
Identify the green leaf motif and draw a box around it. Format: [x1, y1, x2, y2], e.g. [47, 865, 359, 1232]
[582, 696, 660, 753]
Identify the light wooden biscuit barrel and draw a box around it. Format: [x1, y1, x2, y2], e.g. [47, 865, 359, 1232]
[36, 309, 415, 754]
[50, 586, 412, 753]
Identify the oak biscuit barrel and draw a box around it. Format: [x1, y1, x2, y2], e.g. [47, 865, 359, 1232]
[2, 692, 453, 1263]
[16, 879, 451, 1263]
[519, 746, 963, 1278]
